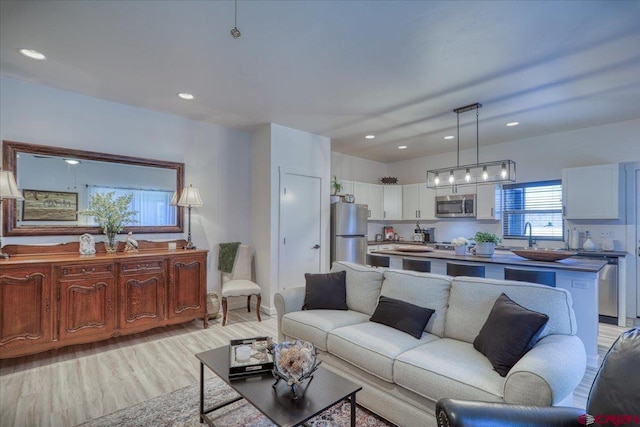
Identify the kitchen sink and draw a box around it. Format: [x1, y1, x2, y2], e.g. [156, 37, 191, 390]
[511, 248, 577, 262]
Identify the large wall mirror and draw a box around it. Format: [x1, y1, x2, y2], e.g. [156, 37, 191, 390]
[2, 140, 184, 236]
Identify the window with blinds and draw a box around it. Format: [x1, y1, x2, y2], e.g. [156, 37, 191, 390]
[502, 180, 563, 241]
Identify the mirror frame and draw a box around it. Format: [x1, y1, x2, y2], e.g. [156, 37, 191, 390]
[2, 140, 184, 236]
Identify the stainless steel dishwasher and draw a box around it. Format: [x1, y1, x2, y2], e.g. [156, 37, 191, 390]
[576, 253, 619, 324]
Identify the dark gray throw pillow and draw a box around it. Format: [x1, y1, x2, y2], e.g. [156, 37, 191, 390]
[369, 296, 435, 339]
[473, 293, 549, 377]
[302, 271, 348, 310]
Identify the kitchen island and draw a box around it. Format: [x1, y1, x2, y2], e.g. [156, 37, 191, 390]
[372, 248, 607, 367]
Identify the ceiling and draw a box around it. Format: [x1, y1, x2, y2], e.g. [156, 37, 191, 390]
[1, 1, 639, 163]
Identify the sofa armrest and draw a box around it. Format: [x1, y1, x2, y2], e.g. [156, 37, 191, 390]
[435, 398, 584, 427]
[273, 287, 305, 342]
[504, 334, 586, 405]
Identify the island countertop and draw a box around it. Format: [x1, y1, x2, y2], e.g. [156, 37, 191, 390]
[372, 248, 607, 273]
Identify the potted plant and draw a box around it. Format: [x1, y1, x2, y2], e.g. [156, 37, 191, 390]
[452, 237, 469, 255]
[330, 176, 343, 203]
[473, 231, 501, 257]
[78, 192, 137, 253]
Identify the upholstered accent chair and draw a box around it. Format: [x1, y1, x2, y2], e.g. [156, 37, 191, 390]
[220, 244, 261, 326]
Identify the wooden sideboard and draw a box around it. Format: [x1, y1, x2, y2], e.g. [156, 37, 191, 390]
[0, 240, 208, 359]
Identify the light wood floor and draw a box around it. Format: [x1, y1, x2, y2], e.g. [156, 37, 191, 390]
[0, 311, 636, 427]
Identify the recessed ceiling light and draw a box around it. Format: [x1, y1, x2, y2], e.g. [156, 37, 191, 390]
[444, 135, 455, 140]
[64, 159, 80, 165]
[506, 121, 519, 127]
[177, 92, 194, 100]
[18, 48, 46, 60]
[398, 145, 407, 150]
[365, 135, 375, 140]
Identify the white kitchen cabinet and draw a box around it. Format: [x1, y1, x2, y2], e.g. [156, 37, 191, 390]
[476, 184, 502, 220]
[403, 184, 436, 220]
[383, 185, 402, 220]
[340, 179, 354, 196]
[368, 184, 384, 220]
[353, 182, 383, 220]
[563, 164, 619, 219]
[367, 244, 378, 254]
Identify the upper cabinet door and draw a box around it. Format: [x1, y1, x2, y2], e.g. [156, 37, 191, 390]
[402, 184, 419, 219]
[383, 185, 402, 220]
[353, 182, 370, 216]
[418, 185, 436, 220]
[368, 184, 384, 220]
[340, 179, 354, 196]
[476, 184, 502, 220]
[563, 164, 619, 219]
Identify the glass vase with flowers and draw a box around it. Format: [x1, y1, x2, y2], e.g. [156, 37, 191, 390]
[78, 192, 137, 253]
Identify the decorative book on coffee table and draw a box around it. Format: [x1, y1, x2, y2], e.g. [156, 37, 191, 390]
[229, 336, 274, 379]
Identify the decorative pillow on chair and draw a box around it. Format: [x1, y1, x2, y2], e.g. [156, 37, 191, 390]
[370, 296, 435, 339]
[302, 271, 348, 310]
[473, 293, 549, 377]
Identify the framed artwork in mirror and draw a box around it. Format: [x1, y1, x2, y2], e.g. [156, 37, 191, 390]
[22, 189, 78, 221]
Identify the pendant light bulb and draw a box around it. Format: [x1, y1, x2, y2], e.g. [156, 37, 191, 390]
[448, 170, 455, 184]
[434, 173, 440, 186]
[230, 0, 241, 39]
[465, 168, 471, 183]
[501, 162, 508, 178]
[482, 166, 488, 181]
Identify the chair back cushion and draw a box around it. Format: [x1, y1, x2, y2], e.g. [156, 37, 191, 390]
[222, 244, 252, 283]
[587, 328, 640, 416]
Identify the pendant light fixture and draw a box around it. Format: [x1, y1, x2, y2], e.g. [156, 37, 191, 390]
[230, 0, 241, 39]
[426, 103, 516, 188]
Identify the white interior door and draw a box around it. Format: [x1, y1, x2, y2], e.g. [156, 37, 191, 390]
[279, 170, 322, 290]
[636, 169, 640, 318]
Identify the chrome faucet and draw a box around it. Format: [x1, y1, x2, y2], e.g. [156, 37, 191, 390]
[524, 222, 534, 248]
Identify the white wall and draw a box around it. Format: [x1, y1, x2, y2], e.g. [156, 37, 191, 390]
[331, 151, 388, 184]
[1, 77, 252, 294]
[251, 123, 331, 314]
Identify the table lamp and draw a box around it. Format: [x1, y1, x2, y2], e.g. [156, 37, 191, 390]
[0, 170, 25, 258]
[178, 184, 203, 250]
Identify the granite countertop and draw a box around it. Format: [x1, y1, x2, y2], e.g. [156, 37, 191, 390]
[368, 240, 425, 245]
[372, 248, 607, 273]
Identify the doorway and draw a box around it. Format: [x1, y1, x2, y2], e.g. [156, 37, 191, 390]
[278, 168, 323, 290]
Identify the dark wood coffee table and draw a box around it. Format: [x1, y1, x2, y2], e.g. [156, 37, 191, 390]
[196, 345, 362, 427]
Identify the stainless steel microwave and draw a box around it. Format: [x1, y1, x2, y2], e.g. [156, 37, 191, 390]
[435, 194, 476, 218]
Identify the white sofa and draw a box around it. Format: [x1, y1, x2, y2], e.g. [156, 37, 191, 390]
[274, 261, 586, 427]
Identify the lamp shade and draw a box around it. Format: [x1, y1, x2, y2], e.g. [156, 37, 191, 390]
[0, 171, 24, 200]
[169, 190, 180, 206]
[177, 185, 203, 207]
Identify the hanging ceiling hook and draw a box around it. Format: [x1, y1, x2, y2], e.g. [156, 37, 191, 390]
[230, 0, 241, 39]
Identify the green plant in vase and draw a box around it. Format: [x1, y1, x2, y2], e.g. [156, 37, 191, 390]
[331, 176, 343, 196]
[78, 192, 137, 253]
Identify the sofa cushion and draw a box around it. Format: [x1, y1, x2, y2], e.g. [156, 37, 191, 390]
[330, 261, 384, 315]
[370, 296, 435, 339]
[302, 271, 348, 310]
[474, 293, 549, 377]
[327, 322, 439, 382]
[281, 310, 369, 351]
[394, 338, 506, 403]
[380, 270, 452, 337]
[444, 277, 576, 344]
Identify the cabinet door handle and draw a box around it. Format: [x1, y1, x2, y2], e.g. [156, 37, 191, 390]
[491, 208, 494, 217]
[81, 268, 96, 274]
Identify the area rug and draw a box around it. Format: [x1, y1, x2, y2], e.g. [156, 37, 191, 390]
[75, 375, 395, 427]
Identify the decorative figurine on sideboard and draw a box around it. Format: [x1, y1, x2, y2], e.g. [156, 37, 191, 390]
[124, 232, 139, 253]
[79, 233, 96, 256]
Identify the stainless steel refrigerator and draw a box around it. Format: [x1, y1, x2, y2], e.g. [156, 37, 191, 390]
[331, 203, 367, 265]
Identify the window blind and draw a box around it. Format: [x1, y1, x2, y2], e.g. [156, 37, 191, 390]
[502, 180, 563, 240]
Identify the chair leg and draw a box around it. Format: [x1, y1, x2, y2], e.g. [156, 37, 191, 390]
[247, 295, 252, 312]
[222, 297, 228, 326]
[256, 294, 262, 322]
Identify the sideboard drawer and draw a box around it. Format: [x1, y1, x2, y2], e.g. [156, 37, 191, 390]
[59, 263, 114, 278]
[119, 259, 164, 273]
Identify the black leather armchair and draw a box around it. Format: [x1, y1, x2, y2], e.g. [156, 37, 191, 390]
[436, 328, 640, 427]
